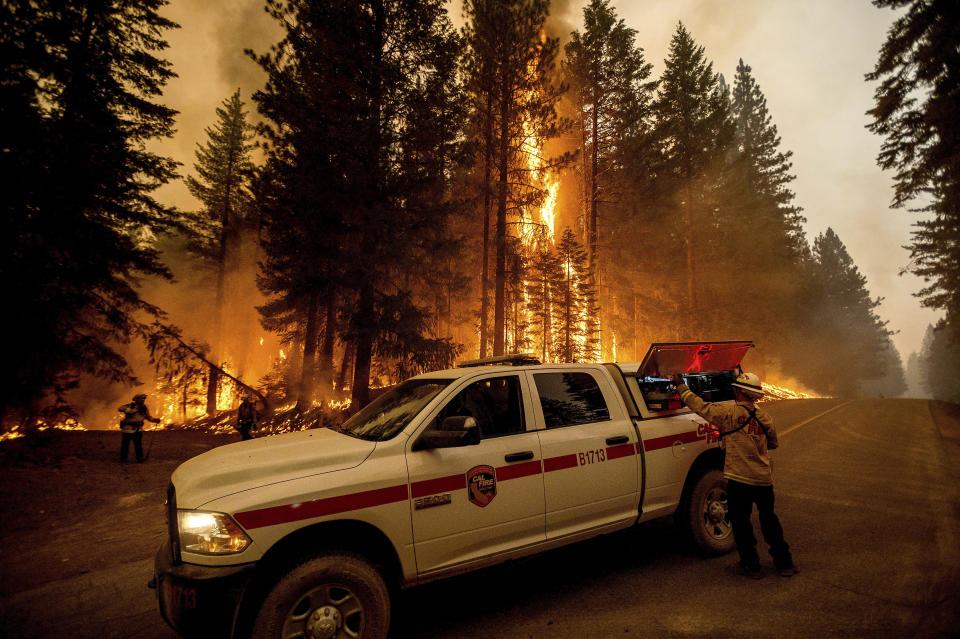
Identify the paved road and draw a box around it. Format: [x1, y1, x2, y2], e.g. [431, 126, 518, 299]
[393, 398, 960, 638]
[3, 399, 958, 638]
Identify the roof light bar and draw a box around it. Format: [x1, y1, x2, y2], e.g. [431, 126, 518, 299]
[458, 353, 542, 368]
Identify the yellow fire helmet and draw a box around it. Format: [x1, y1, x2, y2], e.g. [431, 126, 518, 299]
[731, 372, 764, 398]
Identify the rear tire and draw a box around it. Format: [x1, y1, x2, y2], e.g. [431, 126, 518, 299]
[683, 469, 735, 556]
[252, 552, 390, 639]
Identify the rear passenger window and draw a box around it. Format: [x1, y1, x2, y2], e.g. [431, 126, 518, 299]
[534, 372, 610, 428]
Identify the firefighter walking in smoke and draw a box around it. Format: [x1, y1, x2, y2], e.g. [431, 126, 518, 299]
[117, 393, 161, 463]
[237, 394, 260, 440]
[672, 372, 798, 578]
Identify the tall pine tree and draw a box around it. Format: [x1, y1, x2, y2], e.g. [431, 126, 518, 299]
[526, 247, 562, 362]
[801, 229, 891, 396]
[463, 0, 571, 356]
[253, 0, 464, 409]
[564, 0, 655, 359]
[185, 89, 256, 414]
[721, 60, 808, 369]
[652, 23, 733, 337]
[1, 0, 179, 426]
[867, 0, 960, 336]
[554, 229, 599, 362]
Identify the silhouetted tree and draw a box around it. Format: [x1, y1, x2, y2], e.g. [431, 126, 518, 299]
[526, 247, 563, 362]
[1, 0, 179, 427]
[564, 0, 655, 358]
[861, 336, 907, 398]
[462, 0, 499, 358]
[554, 229, 599, 362]
[918, 317, 960, 403]
[867, 0, 960, 335]
[652, 23, 733, 337]
[800, 229, 892, 396]
[253, 0, 465, 408]
[185, 89, 256, 414]
[718, 59, 809, 368]
[463, 0, 572, 356]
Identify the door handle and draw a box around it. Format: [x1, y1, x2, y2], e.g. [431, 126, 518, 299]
[504, 451, 534, 463]
[606, 435, 629, 445]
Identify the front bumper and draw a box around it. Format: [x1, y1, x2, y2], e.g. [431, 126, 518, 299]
[154, 541, 257, 639]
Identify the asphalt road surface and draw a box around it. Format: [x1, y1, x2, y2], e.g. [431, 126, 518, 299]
[2, 398, 958, 638]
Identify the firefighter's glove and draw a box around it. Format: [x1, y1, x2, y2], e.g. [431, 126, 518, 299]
[670, 374, 684, 390]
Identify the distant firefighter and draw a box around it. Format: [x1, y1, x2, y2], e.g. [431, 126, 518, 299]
[118, 393, 161, 463]
[237, 395, 260, 441]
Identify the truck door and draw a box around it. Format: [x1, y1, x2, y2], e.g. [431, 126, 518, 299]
[407, 373, 545, 576]
[529, 369, 639, 540]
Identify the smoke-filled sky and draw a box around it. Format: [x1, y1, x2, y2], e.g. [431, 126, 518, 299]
[154, 0, 941, 363]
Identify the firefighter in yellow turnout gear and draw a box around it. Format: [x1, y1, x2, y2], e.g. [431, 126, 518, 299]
[118, 393, 161, 462]
[673, 372, 797, 578]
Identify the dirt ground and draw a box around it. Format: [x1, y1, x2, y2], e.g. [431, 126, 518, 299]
[0, 428, 235, 600]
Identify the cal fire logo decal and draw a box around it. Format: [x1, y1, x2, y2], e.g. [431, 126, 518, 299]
[467, 465, 497, 507]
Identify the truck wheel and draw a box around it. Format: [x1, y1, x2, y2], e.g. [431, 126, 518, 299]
[684, 469, 735, 556]
[252, 552, 390, 639]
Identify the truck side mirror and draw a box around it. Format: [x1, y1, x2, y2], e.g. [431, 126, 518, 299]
[413, 416, 480, 451]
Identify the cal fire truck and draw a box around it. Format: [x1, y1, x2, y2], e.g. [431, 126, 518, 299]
[155, 341, 753, 639]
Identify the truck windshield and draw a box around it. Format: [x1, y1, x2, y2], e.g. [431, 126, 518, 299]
[338, 379, 453, 441]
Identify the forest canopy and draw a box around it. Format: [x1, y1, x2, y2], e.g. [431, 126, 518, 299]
[5, 0, 957, 431]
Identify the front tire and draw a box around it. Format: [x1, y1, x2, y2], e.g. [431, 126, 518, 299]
[683, 469, 735, 556]
[252, 552, 390, 639]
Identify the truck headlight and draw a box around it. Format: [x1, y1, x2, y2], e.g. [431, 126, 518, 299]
[177, 510, 251, 555]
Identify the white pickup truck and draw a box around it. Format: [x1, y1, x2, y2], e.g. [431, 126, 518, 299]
[155, 341, 753, 639]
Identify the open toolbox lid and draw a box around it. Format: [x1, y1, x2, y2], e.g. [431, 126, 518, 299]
[635, 340, 754, 379]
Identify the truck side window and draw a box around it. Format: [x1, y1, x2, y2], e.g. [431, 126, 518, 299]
[534, 372, 610, 428]
[436, 375, 525, 438]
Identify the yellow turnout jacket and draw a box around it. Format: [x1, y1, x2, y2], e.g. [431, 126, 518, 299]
[677, 384, 779, 486]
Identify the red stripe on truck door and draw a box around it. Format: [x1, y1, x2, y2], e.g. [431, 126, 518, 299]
[642, 430, 704, 452]
[411, 474, 465, 498]
[543, 454, 578, 472]
[605, 442, 637, 460]
[496, 459, 543, 481]
[234, 484, 409, 530]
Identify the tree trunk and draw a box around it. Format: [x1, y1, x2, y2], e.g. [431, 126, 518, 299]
[205, 365, 220, 415]
[579, 98, 589, 247]
[565, 267, 573, 362]
[479, 92, 493, 358]
[206, 158, 234, 414]
[351, 288, 375, 409]
[684, 183, 696, 338]
[348, 0, 384, 408]
[493, 73, 510, 357]
[590, 98, 602, 359]
[589, 101, 599, 275]
[318, 298, 337, 400]
[297, 291, 320, 411]
[156, 323, 268, 408]
[336, 341, 355, 394]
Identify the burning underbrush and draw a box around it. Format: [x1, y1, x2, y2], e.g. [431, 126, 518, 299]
[161, 400, 353, 437]
[2, 381, 819, 444]
[0, 400, 355, 442]
[0, 418, 87, 442]
[760, 382, 821, 401]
